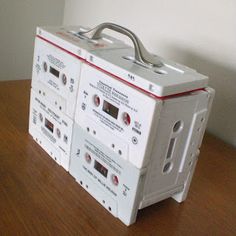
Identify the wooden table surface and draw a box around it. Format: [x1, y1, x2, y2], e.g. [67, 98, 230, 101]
[0, 80, 236, 236]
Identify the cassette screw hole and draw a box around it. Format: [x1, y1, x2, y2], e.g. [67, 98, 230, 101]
[111, 144, 115, 148]
[36, 138, 38, 142]
[87, 127, 90, 132]
[39, 90, 41, 94]
[62, 74, 67, 85]
[86, 185, 88, 189]
[43, 62, 47, 72]
[59, 106, 62, 110]
[132, 136, 138, 145]
[173, 121, 183, 133]
[93, 130, 96, 135]
[63, 135, 68, 144]
[93, 94, 100, 107]
[108, 207, 112, 211]
[85, 153, 92, 163]
[80, 181, 83, 185]
[122, 112, 131, 126]
[102, 200, 105, 204]
[201, 117, 205, 122]
[118, 150, 122, 155]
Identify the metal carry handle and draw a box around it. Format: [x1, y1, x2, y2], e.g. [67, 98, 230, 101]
[79, 22, 163, 67]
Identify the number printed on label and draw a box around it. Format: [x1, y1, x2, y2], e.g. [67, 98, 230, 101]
[128, 74, 135, 81]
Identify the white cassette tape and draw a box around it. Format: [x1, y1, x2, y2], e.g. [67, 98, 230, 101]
[70, 124, 145, 226]
[31, 25, 128, 118]
[29, 89, 73, 171]
[75, 63, 160, 169]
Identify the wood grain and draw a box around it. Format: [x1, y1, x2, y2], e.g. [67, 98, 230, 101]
[0, 80, 236, 235]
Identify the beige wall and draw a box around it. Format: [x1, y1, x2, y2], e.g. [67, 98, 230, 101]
[63, 0, 236, 147]
[0, 0, 65, 81]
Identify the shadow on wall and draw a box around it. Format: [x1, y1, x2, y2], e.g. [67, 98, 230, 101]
[164, 46, 236, 147]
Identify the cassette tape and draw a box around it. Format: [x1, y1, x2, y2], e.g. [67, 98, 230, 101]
[31, 25, 129, 118]
[75, 63, 160, 169]
[70, 124, 146, 226]
[29, 89, 73, 171]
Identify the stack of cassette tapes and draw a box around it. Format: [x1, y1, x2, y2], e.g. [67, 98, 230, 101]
[29, 23, 215, 225]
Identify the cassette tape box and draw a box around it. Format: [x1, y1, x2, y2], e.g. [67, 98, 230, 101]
[28, 23, 215, 225]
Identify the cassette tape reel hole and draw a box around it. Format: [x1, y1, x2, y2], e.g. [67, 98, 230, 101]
[163, 162, 173, 174]
[85, 153, 92, 163]
[93, 94, 100, 107]
[173, 120, 183, 133]
[61, 74, 67, 85]
[111, 174, 119, 186]
[122, 112, 131, 126]
[43, 62, 47, 72]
